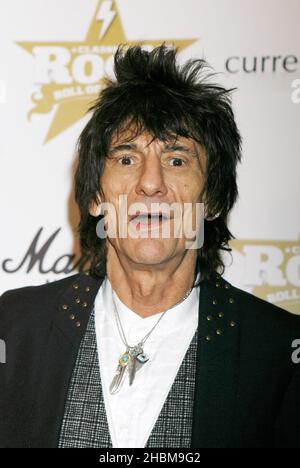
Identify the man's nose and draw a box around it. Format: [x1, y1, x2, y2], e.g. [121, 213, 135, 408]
[135, 154, 168, 197]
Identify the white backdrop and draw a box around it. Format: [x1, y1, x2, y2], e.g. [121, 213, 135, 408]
[0, 0, 299, 314]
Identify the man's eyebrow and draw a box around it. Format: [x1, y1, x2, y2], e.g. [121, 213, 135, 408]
[163, 144, 198, 157]
[110, 143, 138, 153]
[109, 142, 198, 157]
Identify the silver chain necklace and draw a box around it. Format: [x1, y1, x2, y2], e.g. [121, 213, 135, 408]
[109, 285, 193, 394]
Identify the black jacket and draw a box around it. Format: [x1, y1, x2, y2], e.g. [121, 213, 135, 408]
[0, 271, 300, 448]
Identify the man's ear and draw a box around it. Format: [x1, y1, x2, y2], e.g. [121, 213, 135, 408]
[89, 194, 102, 217]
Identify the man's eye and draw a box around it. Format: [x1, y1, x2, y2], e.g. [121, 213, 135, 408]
[170, 157, 185, 167]
[119, 156, 133, 165]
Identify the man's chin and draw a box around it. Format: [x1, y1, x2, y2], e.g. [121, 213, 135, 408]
[127, 238, 177, 265]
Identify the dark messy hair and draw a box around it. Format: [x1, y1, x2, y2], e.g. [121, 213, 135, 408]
[74, 44, 242, 286]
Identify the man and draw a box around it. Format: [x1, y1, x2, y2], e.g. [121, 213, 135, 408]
[0, 44, 300, 448]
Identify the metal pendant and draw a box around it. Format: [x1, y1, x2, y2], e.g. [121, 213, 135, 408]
[127, 346, 149, 386]
[136, 353, 149, 364]
[109, 346, 150, 394]
[109, 350, 131, 395]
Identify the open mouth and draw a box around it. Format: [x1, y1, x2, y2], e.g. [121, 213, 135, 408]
[128, 211, 170, 228]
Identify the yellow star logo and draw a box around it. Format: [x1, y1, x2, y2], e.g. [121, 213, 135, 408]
[17, 0, 198, 143]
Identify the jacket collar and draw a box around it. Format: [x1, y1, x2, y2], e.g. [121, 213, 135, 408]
[30, 271, 104, 447]
[191, 272, 240, 448]
[31, 270, 240, 448]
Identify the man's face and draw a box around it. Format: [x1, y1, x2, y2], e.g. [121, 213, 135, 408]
[90, 127, 206, 267]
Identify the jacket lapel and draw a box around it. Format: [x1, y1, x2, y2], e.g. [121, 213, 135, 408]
[191, 272, 241, 448]
[31, 272, 103, 448]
